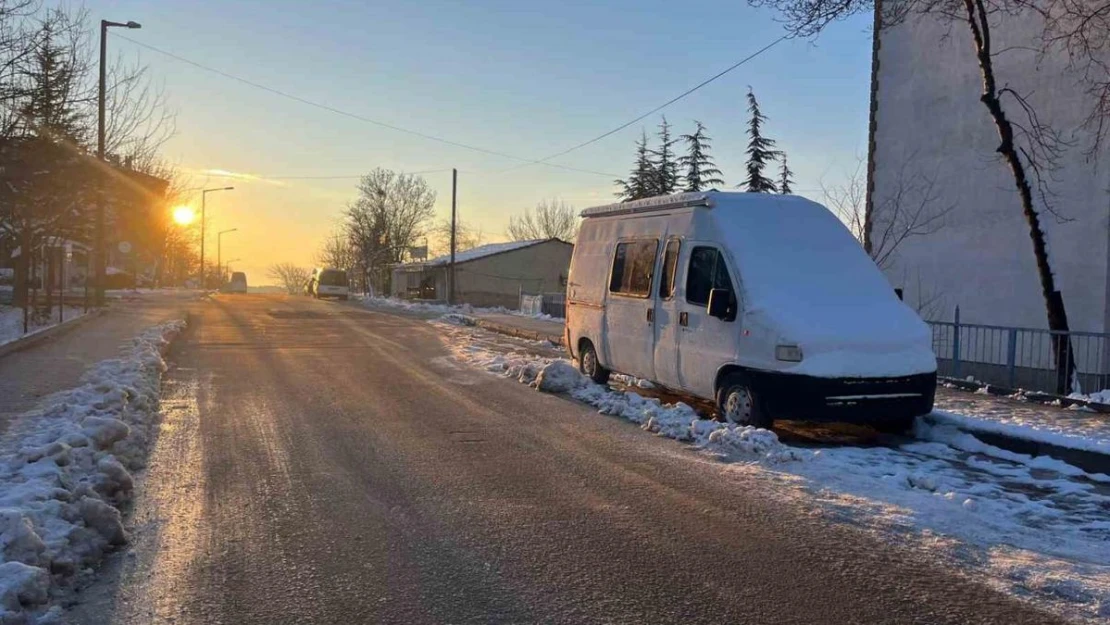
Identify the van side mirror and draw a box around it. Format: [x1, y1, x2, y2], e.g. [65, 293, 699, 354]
[707, 288, 733, 320]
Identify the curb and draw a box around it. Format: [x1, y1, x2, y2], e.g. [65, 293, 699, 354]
[470, 317, 565, 346]
[0, 308, 106, 360]
[940, 376, 1110, 414]
[924, 413, 1110, 476]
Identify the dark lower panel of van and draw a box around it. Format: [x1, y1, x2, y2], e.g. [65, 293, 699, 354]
[750, 371, 937, 422]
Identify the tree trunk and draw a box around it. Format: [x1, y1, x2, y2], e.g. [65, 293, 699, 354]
[13, 224, 29, 308]
[962, 0, 1077, 394]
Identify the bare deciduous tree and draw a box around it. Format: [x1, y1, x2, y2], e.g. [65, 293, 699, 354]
[429, 218, 481, 256]
[824, 155, 954, 270]
[507, 199, 577, 241]
[753, 0, 1099, 392]
[268, 263, 311, 295]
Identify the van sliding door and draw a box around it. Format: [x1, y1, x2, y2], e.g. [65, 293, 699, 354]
[603, 238, 659, 379]
[652, 238, 683, 389]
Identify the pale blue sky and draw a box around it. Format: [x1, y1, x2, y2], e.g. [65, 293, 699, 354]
[84, 0, 873, 278]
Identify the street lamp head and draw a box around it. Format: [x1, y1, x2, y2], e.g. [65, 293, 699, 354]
[125, 21, 141, 29]
[223, 186, 235, 191]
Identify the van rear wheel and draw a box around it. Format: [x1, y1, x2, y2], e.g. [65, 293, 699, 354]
[578, 341, 610, 385]
[717, 373, 772, 429]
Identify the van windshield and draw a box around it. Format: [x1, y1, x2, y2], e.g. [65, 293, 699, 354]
[319, 270, 347, 286]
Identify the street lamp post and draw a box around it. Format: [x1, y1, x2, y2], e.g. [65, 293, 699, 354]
[95, 19, 141, 306]
[199, 186, 234, 287]
[224, 258, 241, 280]
[217, 228, 238, 286]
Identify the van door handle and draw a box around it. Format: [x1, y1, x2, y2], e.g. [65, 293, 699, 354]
[679, 312, 688, 327]
[646, 308, 654, 323]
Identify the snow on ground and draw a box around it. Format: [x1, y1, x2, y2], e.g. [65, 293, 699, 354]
[359, 295, 564, 322]
[0, 319, 184, 622]
[1070, 389, 1110, 406]
[0, 306, 86, 347]
[934, 389, 1110, 456]
[431, 317, 1110, 622]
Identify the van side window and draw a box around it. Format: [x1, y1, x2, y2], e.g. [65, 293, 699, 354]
[659, 239, 680, 299]
[609, 239, 659, 297]
[685, 247, 734, 306]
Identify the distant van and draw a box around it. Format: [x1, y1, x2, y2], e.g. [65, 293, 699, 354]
[311, 268, 349, 301]
[228, 271, 248, 294]
[565, 192, 937, 432]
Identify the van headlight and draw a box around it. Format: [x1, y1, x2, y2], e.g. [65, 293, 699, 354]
[775, 344, 803, 362]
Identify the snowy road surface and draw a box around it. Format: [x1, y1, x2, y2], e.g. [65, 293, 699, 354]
[70, 294, 1065, 624]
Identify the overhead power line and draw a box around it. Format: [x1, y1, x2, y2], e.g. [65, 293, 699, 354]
[115, 35, 619, 178]
[200, 168, 454, 181]
[505, 34, 790, 174]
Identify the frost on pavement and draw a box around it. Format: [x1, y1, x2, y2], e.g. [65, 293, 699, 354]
[434, 318, 1110, 621]
[0, 319, 184, 621]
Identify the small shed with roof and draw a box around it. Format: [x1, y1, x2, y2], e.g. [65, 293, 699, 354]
[390, 238, 572, 308]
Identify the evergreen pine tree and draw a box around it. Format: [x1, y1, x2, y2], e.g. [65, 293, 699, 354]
[649, 116, 679, 195]
[679, 121, 725, 192]
[614, 130, 656, 201]
[778, 154, 794, 195]
[740, 88, 779, 193]
[19, 31, 88, 144]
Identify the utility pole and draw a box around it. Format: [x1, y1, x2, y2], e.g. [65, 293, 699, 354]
[449, 168, 457, 305]
[95, 19, 141, 306]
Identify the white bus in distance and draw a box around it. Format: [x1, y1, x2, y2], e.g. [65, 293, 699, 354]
[564, 191, 937, 433]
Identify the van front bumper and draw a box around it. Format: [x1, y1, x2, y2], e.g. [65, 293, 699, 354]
[748, 370, 936, 423]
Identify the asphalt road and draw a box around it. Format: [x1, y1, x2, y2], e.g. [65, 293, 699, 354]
[71, 294, 1063, 624]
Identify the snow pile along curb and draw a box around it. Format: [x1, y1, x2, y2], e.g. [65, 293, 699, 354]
[447, 336, 805, 464]
[0, 319, 184, 621]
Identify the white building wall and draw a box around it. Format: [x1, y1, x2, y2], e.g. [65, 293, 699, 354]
[871, 8, 1110, 332]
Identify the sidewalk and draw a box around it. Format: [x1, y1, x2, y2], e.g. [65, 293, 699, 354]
[0, 293, 199, 431]
[470, 312, 565, 344]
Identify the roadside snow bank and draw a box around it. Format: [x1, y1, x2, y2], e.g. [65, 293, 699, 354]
[0, 319, 184, 621]
[440, 324, 804, 464]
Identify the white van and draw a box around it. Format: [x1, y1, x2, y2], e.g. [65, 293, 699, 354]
[565, 192, 936, 432]
[228, 271, 248, 294]
[311, 267, 350, 300]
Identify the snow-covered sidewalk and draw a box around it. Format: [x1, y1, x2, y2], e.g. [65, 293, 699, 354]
[934, 387, 1110, 459]
[431, 316, 1110, 622]
[357, 295, 564, 323]
[0, 306, 87, 348]
[0, 319, 184, 622]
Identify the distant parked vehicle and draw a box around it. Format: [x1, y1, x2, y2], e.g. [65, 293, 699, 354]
[228, 272, 248, 294]
[565, 191, 937, 434]
[311, 268, 349, 300]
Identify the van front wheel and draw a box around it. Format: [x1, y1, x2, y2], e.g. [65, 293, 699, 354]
[717, 374, 772, 429]
[578, 341, 610, 385]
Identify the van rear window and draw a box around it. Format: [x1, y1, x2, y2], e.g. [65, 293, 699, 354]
[609, 240, 658, 297]
[319, 270, 348, 286]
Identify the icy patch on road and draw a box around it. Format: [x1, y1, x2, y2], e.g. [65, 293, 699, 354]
[0, 319, 184, 622]
[434, 319, 1110, 621]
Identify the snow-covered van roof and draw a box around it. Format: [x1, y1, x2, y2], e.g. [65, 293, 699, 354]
[580, 192, 713, 218]
[398, 238, 569, 269]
